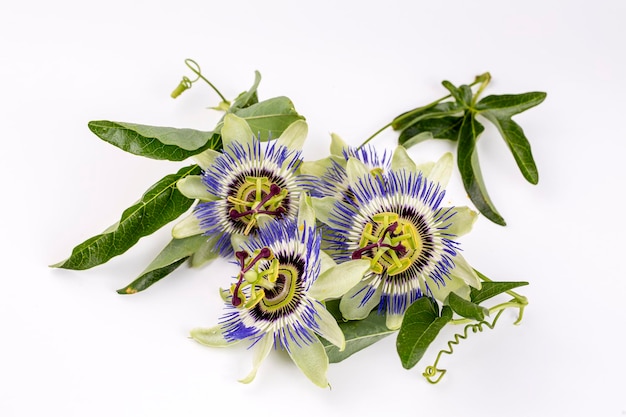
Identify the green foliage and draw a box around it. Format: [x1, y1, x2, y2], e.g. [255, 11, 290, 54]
[117, 234, 210, 294]
[396, 297, 452, 369]
[391, 73, 546, 225]
[321, 300, 395, 363]
[233, 96, 304, 141]
[447, 292, 488, 321]
[88, 121, 221, 161]
[52, 165, 201, 270]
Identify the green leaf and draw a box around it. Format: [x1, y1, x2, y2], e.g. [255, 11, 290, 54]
[230, 70, 262, 110]
[88, 121, 222, 161]
[475, 92, 547, 118]
[396, 298, 452, 369]
[441, 81, 471, 107]
[233, 96, 304, 141]
[52, 165, 201, 270]
[470, 280, 529, 305]
[392, 102, 461, 131]
[117, 234, 209, 294]
[447, 292, 488, 321]
[475, 93, 546, 184]
[321, 300, 395, 363]
[399, 116, 463, 147]
[457, 112, 506, 225]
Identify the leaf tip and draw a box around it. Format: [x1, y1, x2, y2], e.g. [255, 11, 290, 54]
[117, 286, 138, 295]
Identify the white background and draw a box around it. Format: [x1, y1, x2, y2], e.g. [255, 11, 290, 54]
[2, 1, 625, 416]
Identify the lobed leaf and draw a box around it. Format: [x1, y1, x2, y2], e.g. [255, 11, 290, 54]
[475, 92, 547, 118]
[233, 96, 304, 141]
[321, 300, 395, 363]
[52, 165, 201, 270]
[117, 234, 209, 294]
[399, 116, 463, 147]
[479, 113, 539, 184]
[457, 112, 506, 225]
[396, 297, 452, 369]
[392, 102, 462, 131]
[88, 121, 221, 161]
[441, 81, 471, 108]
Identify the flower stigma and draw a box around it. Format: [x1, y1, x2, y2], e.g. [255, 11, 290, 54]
[230, 247, 278, 308]
[227, 177, 288, 235]
[351, 212, 421, 276]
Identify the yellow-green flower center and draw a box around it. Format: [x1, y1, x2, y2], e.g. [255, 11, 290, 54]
[230, 248, 300, 312]
[352, 212, 422, 276]
[227, 176, 288, 235]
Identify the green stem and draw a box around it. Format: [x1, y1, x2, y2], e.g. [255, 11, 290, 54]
[357, 122, 392, 150]
[184, 59, 229, 103]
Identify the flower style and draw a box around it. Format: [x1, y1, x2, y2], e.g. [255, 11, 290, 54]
[318, 147, 481, 329]
[301, 133, 391, 200]
[190, 197, 370, 387]
[172, 114, 308, 255]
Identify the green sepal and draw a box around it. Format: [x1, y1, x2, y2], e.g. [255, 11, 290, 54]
[396, 297, 452, 369]
[88, 121, 222, 161]
[233, 96, 304, 141]
[457, 112, 506, 225]
[321, 300, 395, 363]
[117, 234, 208, 294]
[52, 165, 201, 270]
[447, 292, 488, 321]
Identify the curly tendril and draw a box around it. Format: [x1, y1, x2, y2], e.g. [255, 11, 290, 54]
[423, 292, 528, 384]
[170, 58, 228, 104]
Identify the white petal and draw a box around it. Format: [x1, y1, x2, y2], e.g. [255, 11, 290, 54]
[450, 253, 481, 289]
[192, 148, 222, 170]
[190, 326, 238, 347]
[172, 214, 203, 238]
[319, 250, 336, 274]
[391, 145, 417, 172]
[312, 301, 345, 350]
[428, 152, 453, 187]
[330, 133, 349, 156]
[177, 176, 217, 201]
[276, 120, 308, 151]
[415, 161, 435, 177]
[429, 274, 472, 302]
[239, 334, 273, 384]
[386, 312, 404, 330]
[339, 278, 383, 320]
[309, 260, 370, 301]
[444, 206, 477, 237]
[311, 196, 336, 225]
[222, 113, 254, 149]
[297, 193, 316, 230]
[346, 157, 370, 186]
[287, 338, 329, 388]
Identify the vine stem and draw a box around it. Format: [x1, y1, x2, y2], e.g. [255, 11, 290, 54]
[357, 72, 491, 149]
[178, 59, 229, 103]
